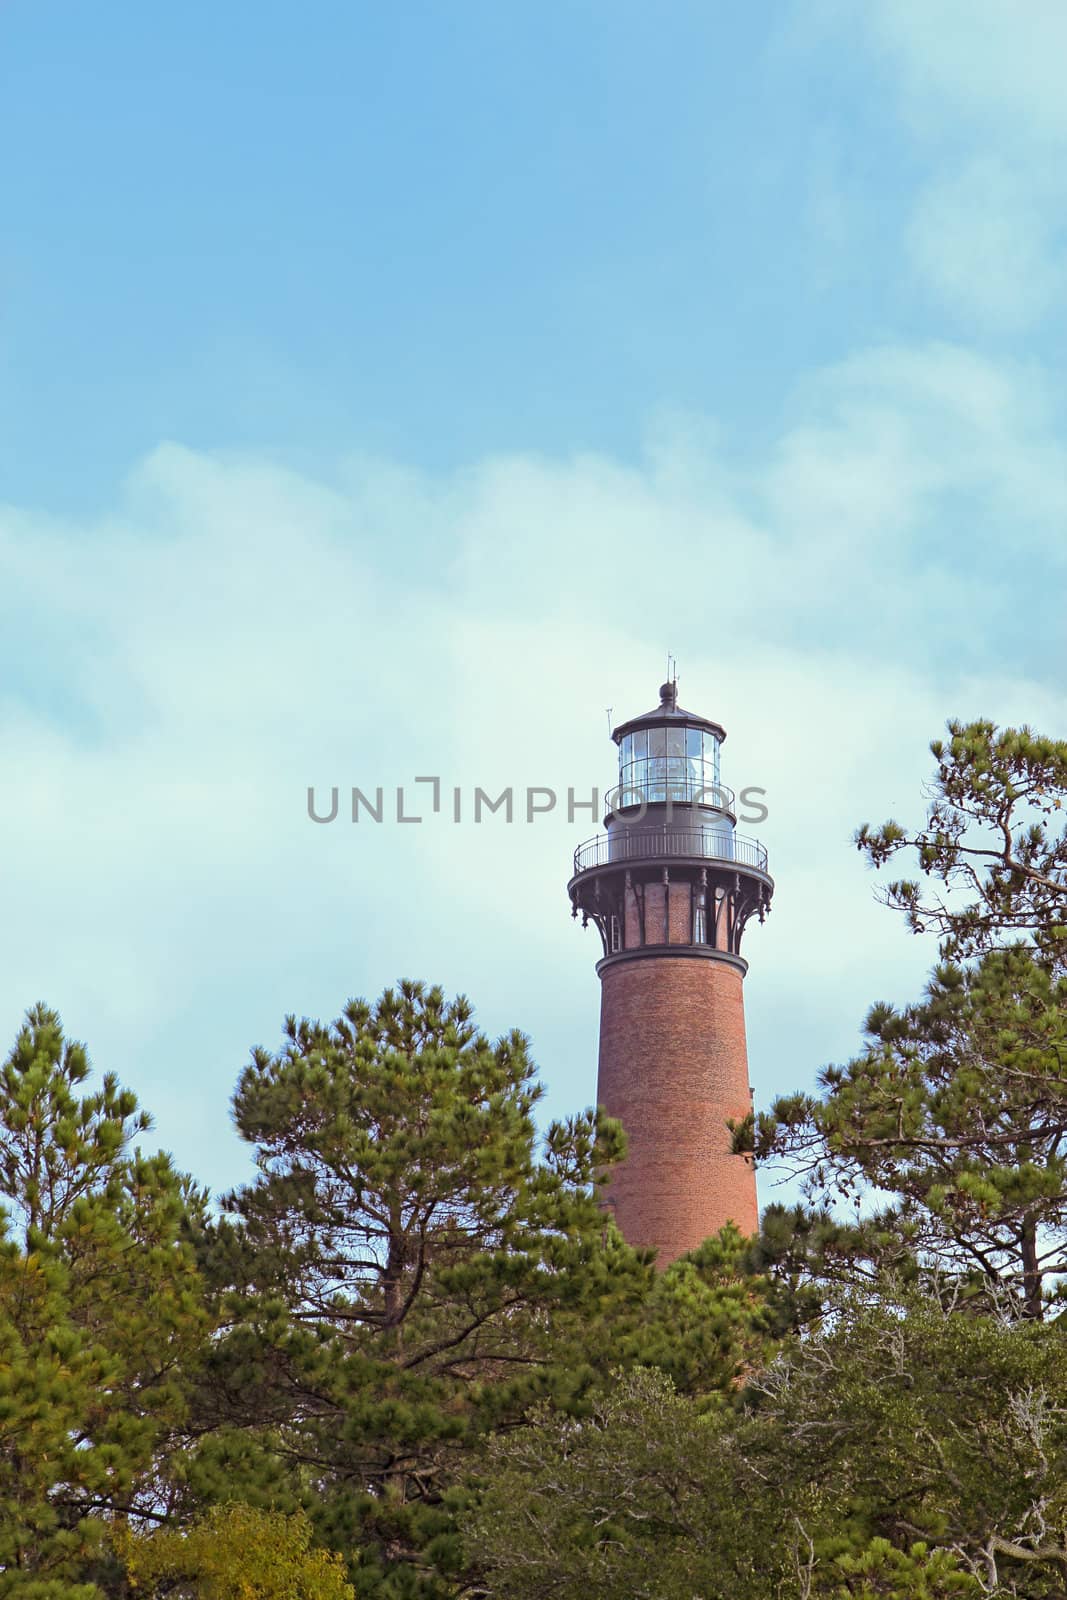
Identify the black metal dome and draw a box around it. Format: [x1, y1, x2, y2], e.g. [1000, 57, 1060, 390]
[611, 680, 726, 746]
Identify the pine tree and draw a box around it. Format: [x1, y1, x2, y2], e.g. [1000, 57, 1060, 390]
[192, 980, 645, 1597]
[0, 1005, 211, 1594]
[745, 721, 1067, 1321]
[753, 943, 1067, 1319]
[855, 719, 1067, 962]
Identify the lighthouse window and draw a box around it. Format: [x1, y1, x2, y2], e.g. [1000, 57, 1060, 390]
[616, 725, 724, 806]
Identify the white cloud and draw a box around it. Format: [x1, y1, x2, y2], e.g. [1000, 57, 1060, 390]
[861, 0, 1067, 148]
[794, 2, 1067, 333]
[908, 159, 1066, 331]
[0, 341, 1064, 1203]
[854, 2, 1067, 332]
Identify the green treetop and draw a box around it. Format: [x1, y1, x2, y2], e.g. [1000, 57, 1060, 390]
[0, 1005, 211, 1595]
[754, 944, 1067, 1318]
[194, 980, 644, 1597]
[856, 719, 1067, 962]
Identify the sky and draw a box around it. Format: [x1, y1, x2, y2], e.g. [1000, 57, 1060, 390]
[2, 1, 1066, 1206]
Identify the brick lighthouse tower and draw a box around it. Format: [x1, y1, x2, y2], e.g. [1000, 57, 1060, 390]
[567, 680, 773, 1263]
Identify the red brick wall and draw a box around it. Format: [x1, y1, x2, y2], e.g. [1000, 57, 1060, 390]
[623, 881, 694, 948]
[597, 954, 758, 1262]
[668, 881, 691, 944]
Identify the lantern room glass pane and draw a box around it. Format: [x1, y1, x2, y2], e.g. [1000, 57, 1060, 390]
[614, 722, 727, 807]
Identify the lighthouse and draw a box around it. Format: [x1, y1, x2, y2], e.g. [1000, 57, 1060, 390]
[568, 680, 773, 1263]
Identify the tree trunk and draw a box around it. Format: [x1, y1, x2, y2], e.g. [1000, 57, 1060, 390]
[1021, 1214, 1043, 1320]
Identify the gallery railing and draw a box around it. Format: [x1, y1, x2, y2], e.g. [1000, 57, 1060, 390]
[572, 828, 769, 876]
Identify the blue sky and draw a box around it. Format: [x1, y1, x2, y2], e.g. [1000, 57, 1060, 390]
[2, 1, 1066, 1204]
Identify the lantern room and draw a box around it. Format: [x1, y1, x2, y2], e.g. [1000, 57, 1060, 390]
[611, 680, 728, 813]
